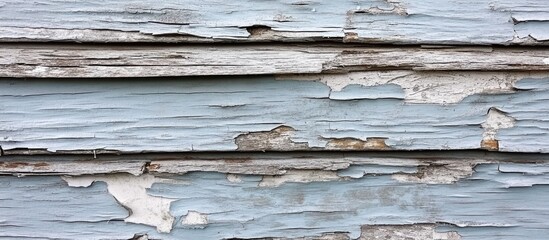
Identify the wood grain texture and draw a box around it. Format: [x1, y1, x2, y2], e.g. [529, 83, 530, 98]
[4, 151, 546, 176]
[3, 44, 549, 78]
[1, 75, 549, 153]
[2, 155, 549, 239]
[1, 0, 549, 44]
[4, 1, 549, 239]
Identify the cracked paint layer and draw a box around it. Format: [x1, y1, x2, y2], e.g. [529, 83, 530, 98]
[281, 71, 549, 104]
[2, 0, 549, 44]
[62, 174, 175, 233]
[4, 161, 549, 239]
[2, 76, 549, 152]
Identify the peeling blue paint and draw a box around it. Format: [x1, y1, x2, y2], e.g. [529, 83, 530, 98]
[1, 0, 549, 44]
[1, 77, 549, 152]
[2, 164, 549, 239]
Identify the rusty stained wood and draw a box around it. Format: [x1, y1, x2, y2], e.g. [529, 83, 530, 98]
[3, 44, 549, 78]
[1, 0, 549, 44]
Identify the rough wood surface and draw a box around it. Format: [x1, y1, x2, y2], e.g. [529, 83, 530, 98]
[1, 75, 549, 153]
[3, 44, 549, 78]
[4, 151, 546, 176]
[2, 151, 549, 239]
[1, 0, 549, 44]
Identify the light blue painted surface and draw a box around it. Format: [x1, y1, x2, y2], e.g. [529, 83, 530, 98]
[2, 164, 549, 239]
[0, 0, 548, 43]
[0, 177, 134, 239]
[1, 77, 549, 152]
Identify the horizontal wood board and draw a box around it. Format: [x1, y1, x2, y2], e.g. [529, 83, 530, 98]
[1, 152, 549, 239]
[1, 76, 549, 152]
[3, 44, 549, 78]
[1, 0, 549, 44]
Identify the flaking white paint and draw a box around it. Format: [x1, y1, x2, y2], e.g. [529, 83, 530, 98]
[3, 0, 549, 45]
[226, 174, 244, 183]
[280, 71, 548, 104]
[181, 211, 208, 229]
[482, 108, 516, 145]
[62, 174, 175, 233]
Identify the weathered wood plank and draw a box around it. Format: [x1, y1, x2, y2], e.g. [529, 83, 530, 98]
[3, 44, 549, 78]
[1, 75, 549, 153]
[0, 159, 147, 176]
[2, 159, 549, 239]
[4, 151, 547, 177]
[1, 0, 549, 44]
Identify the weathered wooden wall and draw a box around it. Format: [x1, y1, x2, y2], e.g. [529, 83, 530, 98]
[2, 1, 549, 239]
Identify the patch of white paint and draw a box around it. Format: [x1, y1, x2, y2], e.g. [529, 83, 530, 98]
[226, 173, 243, 183]
[62, 174, 175, 233]
[482, 108, 516, 142]
[279, 71, 547, 104]
[543, 58, 549, 64]
[259, 170, 342, 187]
[30, 66, 48, 74]
[182, 211, 208, 229]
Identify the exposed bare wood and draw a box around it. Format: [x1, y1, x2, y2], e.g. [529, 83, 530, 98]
[2, 151, 549, 177]
[3, 44, 549, 78]
[0, 159, 147, 176]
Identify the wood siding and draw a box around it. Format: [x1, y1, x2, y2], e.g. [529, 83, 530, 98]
[2, 1, 549, 239]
